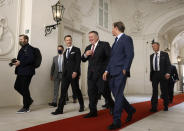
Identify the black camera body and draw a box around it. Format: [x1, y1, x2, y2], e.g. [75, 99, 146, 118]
[9, 58, 17, 67]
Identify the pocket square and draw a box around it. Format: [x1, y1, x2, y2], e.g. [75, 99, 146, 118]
[70, 52, 75, 54]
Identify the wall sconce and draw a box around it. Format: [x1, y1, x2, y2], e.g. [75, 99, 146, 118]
[45, 1, 65, 36]
[177, 56, 182, 63]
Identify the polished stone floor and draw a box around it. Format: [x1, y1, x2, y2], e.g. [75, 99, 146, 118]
[0, 95, 183, 131]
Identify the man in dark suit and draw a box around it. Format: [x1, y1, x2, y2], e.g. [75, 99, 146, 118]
[168, 64, 179, 103]
[14, 34, 35, 113]
[103, 21, 136, 130]
[51, 35, 84, 115]
[150, 42, 171, 112]
[81, 31, 114, 118]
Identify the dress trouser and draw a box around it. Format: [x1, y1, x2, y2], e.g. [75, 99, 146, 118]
[88, 76, 114, 114]
[53, 72, 77, 103]
[14, 75, 33, 109]
[53, 72, 62, 103]
[168, 81, 175, 102]
[151, 71, 169, 109]
[109, 73, 134, 124]
[57, 75, 84, 111]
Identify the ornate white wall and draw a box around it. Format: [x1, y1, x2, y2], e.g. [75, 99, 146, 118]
[0, 0, 22, 107]
[1, 0, 184, 107]
[111, 0, 184, 94]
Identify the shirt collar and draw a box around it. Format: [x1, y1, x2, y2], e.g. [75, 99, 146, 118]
[117, 33, 124, 40]
[155, 51, 160, 55]
[91, 40, 99, 47]
[94, 40, 99, 46]
[67, 45, 73, 51]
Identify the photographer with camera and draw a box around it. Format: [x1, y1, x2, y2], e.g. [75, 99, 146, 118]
[13, 34, 35, 113]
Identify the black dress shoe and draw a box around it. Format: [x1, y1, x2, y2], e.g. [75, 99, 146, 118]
[108, 123, 122, 130]
[126, 108, 136, 122]
[150, 108, 157, 112]
[102, 104, 108, 108]
[83, 113, 97, 118]
[48, 102, 57, 107]
[164, 107, 168, 111]
[51, 110, 63, 115]
[79, 107, 84, 112]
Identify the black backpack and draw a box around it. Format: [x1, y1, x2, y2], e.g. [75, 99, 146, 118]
[32, 46, 42, 68]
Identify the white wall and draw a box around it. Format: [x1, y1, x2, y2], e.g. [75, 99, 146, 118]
[1, 0, 184, 107]
[111, 0, 184, 94]
[0, 0, 21, 107]
[29, 0, 59, 105]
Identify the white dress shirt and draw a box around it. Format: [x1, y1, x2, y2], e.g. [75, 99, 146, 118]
[153, 51, 160, 71]
[91, 40, 99, 51]
[58, 54, 63, 72]
[116, 33, 124, 42]
[66, 46, 73, 58]
[84, 40, 99, 58]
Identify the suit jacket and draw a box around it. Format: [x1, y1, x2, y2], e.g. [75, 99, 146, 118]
[150, 51, 171, 81]
[81, 41, 111, 80]
[62, 46, 81, 78]
[106, 34, 134, 77]
[50, 55, 64, 80]
[169, 65, 179, 83]
[15, 44, 35, 76]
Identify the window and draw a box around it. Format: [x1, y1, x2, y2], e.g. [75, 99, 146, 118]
[99, 0, 108, 29]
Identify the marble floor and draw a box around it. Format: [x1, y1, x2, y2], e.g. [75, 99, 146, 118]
[0, 95, 184, 131]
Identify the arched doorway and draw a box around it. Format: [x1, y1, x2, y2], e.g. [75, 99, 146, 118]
[143, 7, 184, 93]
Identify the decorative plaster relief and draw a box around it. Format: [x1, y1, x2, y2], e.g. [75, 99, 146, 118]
[0, 0, 12, 7]
[151, 0, 171, 4]
[68, 0, 96, 22]
[130, 10, 148, 35]
[0, 16, 14, 56]
[68, 0, 82, 23]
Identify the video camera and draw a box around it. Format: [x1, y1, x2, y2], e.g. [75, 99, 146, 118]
[9, 58, 17, 67]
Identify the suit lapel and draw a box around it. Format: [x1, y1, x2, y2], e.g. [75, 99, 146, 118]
[93, 42, 100, 57]
[159, 51, 163, 67]
[68, 46, 74, 59]
[55, 55, 59, 70]
[150, 54, 154, 68]
[56, 55, 59, 64]
[112, 34, 125, 50]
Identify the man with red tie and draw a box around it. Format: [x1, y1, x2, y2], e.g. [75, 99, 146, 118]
[82, 31, 114, 118]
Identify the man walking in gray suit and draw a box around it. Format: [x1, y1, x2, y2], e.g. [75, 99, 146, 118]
[49, 45, 65, 107]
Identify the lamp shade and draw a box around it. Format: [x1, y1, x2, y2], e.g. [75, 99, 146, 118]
[177, 56, 181, 62]
[52, 1, 65, 24]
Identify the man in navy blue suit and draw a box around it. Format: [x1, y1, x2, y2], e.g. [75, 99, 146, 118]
[103, 21, 136, 130]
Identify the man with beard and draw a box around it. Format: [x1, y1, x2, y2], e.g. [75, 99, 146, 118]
[14, 34, 35, 113]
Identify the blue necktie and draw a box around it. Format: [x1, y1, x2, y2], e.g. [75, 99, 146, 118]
[112, 37, 118, 49]
[155, 53, 158, 71]
[58, 55, 62, 72]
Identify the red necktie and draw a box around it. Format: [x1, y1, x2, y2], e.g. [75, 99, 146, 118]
[91, 44, 95, 56]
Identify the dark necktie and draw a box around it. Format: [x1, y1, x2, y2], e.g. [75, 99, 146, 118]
[155, 53, 158, 71]
[112, 37, 118, 49]
[66, 48, 70, 59]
